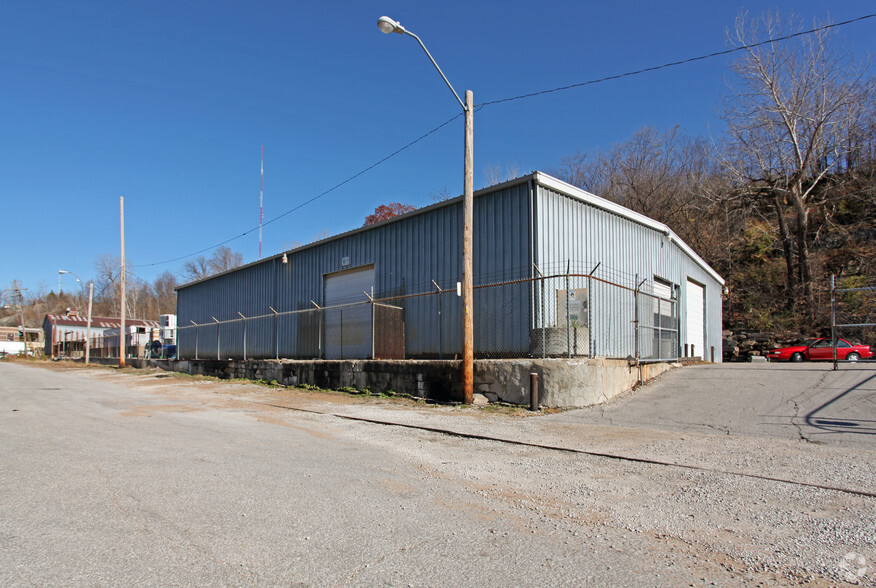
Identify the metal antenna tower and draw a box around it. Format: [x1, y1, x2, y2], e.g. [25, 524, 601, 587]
[259, 146, 264, 259]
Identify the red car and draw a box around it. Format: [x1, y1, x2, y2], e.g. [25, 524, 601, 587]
[767, 338, 873, 362]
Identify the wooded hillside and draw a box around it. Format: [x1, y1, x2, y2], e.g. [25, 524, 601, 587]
[551, 11, 875, 339]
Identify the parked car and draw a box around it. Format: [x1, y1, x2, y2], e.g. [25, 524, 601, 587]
[767, 338, 873, 362]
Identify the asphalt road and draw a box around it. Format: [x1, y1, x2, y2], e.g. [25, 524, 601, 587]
[1, 360, 874, 586]
[552, 363, 876, 449]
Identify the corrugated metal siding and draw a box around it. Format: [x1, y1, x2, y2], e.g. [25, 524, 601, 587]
[533, 183, 723, 361]
[177, 181, 533, 359]
[177, 175, 722, 361]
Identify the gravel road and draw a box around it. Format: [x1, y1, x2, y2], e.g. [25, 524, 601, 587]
[1, 360, 874, 586]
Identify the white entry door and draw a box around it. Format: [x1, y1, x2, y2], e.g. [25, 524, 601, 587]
[685, 279, 705, 358]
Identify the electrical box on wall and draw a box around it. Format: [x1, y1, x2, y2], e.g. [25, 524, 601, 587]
[556, 288, 589, 327]
[341, 256, 351, 267]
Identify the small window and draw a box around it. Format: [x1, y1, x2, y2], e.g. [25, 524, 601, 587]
[5, 334, 13, 342]
[812, 340, 832, 348]
[837, 340, 851, 348]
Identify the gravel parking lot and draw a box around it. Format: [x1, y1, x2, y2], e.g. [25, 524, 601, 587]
[1, 360, 874, 586]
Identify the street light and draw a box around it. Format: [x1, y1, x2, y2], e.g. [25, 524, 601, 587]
[377, 16, 474, 404]
[58, 269, 69, 295]
[59, 269, 94, 365]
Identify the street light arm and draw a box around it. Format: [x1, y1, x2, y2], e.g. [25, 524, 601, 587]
[405, 30, 467, 112]
[60, 269, 87, 285]
[377, 16, 467, 112]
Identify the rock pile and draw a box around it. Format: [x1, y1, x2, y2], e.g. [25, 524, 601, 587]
[722, 330, 806, 362]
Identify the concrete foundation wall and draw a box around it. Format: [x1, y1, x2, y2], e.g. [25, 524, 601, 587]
[86, 356, 673, 408]
[476, 358, 671, 408]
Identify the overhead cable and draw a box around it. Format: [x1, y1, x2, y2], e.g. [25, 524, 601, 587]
[134, 12, 875, 270]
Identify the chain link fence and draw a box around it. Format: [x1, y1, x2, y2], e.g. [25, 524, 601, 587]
[831, 274, 876, 368]
[173, 262, 679, 363]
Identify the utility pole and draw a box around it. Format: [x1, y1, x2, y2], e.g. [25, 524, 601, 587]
[85, 281, 93, 365]
[120, 196, 126, 368]
[18, 289, 27, 355]
[3, 285, 29, 356]
[462, 90, 474, 405]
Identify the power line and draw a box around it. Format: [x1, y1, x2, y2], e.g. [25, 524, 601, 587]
[90, 270, 123, 301]
[132, 112, 464, 269]
[479, 13, 876, 107]
[133, 12, 875, 271]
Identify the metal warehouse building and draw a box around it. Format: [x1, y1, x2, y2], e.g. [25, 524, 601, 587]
[176, 172, 723, 365]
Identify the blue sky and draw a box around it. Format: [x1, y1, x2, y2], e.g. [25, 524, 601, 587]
[1, 1, 874, 297]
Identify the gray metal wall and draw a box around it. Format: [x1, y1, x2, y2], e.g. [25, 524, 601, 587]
[533, 180, 724, 361]
[177, 173, 723, 361]
[177, 180, 533, 359]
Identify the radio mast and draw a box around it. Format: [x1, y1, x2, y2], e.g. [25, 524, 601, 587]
[259, 146, 264, 259]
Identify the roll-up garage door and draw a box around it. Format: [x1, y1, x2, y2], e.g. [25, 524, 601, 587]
[685, 279, 705, 358]
[652, 280, 672, 300]
[324, 265, 375, 359]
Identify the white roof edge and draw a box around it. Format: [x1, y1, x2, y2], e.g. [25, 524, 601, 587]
[533, 172, 725, 286]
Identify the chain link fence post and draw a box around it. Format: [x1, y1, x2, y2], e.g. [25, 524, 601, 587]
[269, 307, 278, 360]
[540, 271, 546, 360]
[831, 274, 837, 371]
[237, 312, 247, 361]
[588, 262, 600, 358]
[565, 260, 571, 358]
[634, 274, 640, 364]
[212, 317, 220, 360]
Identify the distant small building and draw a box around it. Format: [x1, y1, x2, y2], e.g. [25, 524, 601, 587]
[0, 325, 43, 356]
[160, 314, 177, 345]
[43, 309, 160, 359]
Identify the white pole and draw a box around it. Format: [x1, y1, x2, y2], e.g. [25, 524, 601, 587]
[120, 196, 126, 368]
[85, 282, 93, 365]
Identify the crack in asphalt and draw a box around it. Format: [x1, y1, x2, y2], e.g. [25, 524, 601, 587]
[651, 414, 728, 435]
[703, 423, 730, 435]
[253, 400, 876, 500]
[598, 404, 614, 426]
[789, 400, 810, 443]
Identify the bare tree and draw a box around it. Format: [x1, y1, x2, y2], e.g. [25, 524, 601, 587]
[209, 246, 244, 274]
[93, 254, 122, 317]
[182, 247, 244, 282]
[720, 11, 873, 320]
[181, 256, 210, 282]
[552, 126, 717, 251]
[483, 160, 522, 187]
[124, 274, 150, 320]
[152, 271, 178, 315]
[554, 151, 609, 195]
[429, 185, 453, 203]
